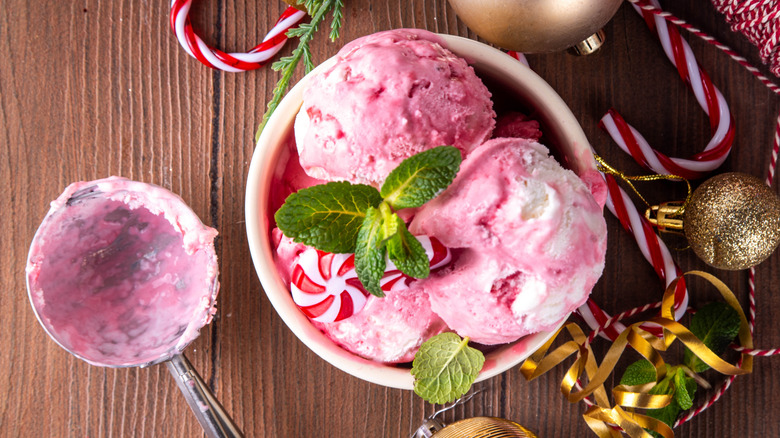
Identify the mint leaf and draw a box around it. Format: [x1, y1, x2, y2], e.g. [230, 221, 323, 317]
[275, 182, 383, 253]
[620, 359, 657, 386]
[683, 302, 740, 373]
[673, 368, 695, 410]
[381, 146, 461, 209]
[387, 215, 430, 279]
[378, 202, 399, 246]
[620, 362, 698, 435]
[412, 333, 485, 404]
[645, 373, 678, 434]
[649, 370, 695, 435]
[354, 206, 387, 297]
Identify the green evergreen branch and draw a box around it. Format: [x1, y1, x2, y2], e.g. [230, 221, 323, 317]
[329, 0, 344, 41]
[255, 0, 344, 143]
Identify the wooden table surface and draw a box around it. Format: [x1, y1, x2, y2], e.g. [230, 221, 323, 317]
[3, 1, 780, 436]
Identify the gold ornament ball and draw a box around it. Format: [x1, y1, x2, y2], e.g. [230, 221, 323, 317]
[446, 0, 624, 53]
[684, 172, 780, 270]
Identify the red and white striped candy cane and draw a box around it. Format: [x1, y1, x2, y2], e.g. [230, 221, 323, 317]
[579, 0, 743, 339]
[506, 50, 530, 68]
[170, 1, 306, 72]
[600, 0, 736, 180]
[577, 173, 690, 341]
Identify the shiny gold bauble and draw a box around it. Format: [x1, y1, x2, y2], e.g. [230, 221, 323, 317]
[685, 172, 780, 270]
[446, 0, 624, 53]
[433, 417, 537, 438]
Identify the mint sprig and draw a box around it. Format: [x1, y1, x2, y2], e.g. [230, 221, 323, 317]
[275, 146, 462, 295]
[411, 333, 485, 404]
[618, 302, 740, 435]
[256, 0, 345, 142]
[355, 206, 388, 296]
[275, 182, 382, 254]
[381, 146, 462, 209]
[683, 302, 740, 373]
[620, 361, 696, 435]
[386, 215, 430, 279]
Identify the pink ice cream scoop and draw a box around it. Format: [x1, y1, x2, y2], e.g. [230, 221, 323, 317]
[274, 231, 451, 363]
[410, 138, 608, 345]
[294, 28, 496, 185]
[26, 177, 241, 437]
[310, 284, 448, 364]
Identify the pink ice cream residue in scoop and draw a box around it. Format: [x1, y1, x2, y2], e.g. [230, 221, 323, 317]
[26, 177, 219, 367]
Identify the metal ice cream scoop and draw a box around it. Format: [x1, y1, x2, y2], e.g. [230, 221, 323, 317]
[26, 177, 242, 438]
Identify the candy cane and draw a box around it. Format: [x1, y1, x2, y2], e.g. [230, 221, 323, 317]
[600, 0, 736, 180]
[579, 0, 740, 339]
[170, 1, 306, 72]
[576, 174, 690, 341]
[506, 50, 529, 68]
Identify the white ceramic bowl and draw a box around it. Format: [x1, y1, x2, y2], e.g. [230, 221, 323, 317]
[245, 33, 597, 390]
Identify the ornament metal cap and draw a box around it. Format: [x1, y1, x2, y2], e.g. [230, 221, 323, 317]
[645, 201, 685, 232]
[569, 29, 607, 56]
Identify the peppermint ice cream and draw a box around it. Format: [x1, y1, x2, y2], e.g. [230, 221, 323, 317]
[410, 138, 607, 344]
[271, 29, 607, 363]
[294, 28, 495, 185]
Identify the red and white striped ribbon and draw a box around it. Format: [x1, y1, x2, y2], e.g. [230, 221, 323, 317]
[170, 1, 306, 72]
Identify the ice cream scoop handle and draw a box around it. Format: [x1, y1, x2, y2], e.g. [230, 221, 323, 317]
[166, 353, 244, 438]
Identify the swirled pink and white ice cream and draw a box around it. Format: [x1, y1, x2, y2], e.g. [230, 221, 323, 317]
[26, 177, 219, 367]
[410, 138, 607, 344]
[273, 29, 607, 363]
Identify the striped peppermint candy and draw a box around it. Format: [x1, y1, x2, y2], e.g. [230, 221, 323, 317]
[290, 236, 451, 323]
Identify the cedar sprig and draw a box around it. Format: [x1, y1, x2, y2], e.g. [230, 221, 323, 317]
[256, 0, 344, 142]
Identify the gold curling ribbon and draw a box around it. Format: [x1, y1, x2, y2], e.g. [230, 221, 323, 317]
[520, 271, 753, 438]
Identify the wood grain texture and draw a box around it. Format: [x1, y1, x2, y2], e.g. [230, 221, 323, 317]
[2, 1, 780, 436]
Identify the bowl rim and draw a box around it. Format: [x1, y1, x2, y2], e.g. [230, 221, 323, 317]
[245, 33, 593, 390]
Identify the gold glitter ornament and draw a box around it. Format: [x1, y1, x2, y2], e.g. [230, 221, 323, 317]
[684, 172, 780, 270]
